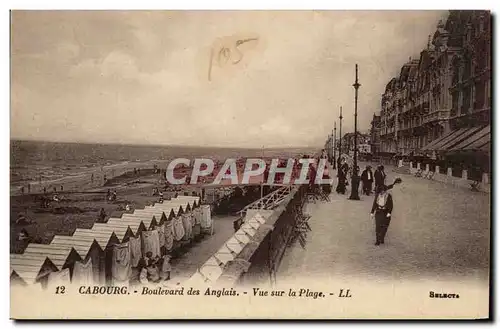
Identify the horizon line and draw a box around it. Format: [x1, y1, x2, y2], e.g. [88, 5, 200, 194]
[10, 138, 321, 151]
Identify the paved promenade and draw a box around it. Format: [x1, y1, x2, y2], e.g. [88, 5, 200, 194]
[278, 164, 490, 284]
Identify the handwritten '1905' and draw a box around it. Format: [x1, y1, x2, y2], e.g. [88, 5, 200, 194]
[208, 37, 259, 81]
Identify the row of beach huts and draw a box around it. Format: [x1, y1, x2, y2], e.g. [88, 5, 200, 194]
[10, 195, 270, 290]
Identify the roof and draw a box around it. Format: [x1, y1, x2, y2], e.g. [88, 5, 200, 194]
[130, 210, 165, 224]
[91, 223, 132, 240]
[134, 208, 166, 218]
[121, 213, 155, 227]
[10, 262, 55, 282]
[173, 196, 200, 207]
[11, 254, 49, 273]
[72, 229, 115, 248]
[150, 203, 185, 215]
[10, 267, 40, 285]
[11, 253, 68, 270]
[155, 200, 190, 212]
[106, 218, 143, 232]
[23, 244, 75, 257]
[21, 243, 81, 270]
[175, 196, 200, 201]
[50, 235, 101, 257]
[164, 199, 190, 206]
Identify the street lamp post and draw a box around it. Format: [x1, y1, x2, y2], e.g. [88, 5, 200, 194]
[349, 64, 361, 201]
[338, 106, 343, 169]
[333, 122, 337, 169]
[330, 129, 333, 165]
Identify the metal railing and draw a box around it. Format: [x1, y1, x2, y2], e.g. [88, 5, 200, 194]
[237, 185, 295, 219]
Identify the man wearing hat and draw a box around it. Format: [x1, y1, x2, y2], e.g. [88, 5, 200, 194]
[374, 165, 386, 193]
[361, 165, 374, 195]
[370, 184, 393, 246]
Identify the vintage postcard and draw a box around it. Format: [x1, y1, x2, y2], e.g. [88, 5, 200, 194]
[10, 10, 491, 319]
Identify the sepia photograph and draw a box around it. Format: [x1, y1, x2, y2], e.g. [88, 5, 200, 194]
[9, 9, 491, 319]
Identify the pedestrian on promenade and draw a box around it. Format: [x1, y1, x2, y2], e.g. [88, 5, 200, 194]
[98, 208, 107, 223]
[374, 165, 386, 192]
[370, 185, 393, 246]
[27, 183, 31, 194]
[361, 166, 374, 195]
[336, 157, 349, 194]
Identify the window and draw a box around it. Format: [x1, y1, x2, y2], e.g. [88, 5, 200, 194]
[463, 87, 471, 112]
[463, 56, 472, 80]
[452, 60, 460, 85]
[474, 82, 485, 110]
[451, 91, 459, 116]
[476, 41, 488, 71]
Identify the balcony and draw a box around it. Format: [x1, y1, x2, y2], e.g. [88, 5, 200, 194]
[450, 107, 458, 118]
[461, 104, 471, 114]
[422, 110, 449, 124]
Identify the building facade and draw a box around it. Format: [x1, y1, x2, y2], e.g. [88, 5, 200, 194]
[370, 113, 381, 155]
[375, 10, 491, 157]
[447, 10, 491, 130]
[340, 132, 371, 155]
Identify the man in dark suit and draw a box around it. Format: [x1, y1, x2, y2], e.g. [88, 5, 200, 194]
[370, 184, 393, 246]
[374, 165, 386, 192]
[361, 165, 374, 195]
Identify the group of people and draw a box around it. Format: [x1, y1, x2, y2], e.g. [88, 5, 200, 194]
[332, 157, 400, 246]
[20, 184, 65, 196]
[135, 252, 172, 284]
[152, 187, 164, 203]
[360, 165, 387, 196]
[106, 189, 117, 202]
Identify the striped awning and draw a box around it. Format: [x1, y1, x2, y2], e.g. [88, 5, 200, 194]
[479, 142, 491, 153]
[422, 126, 485, 152]
[421, 128, 467, 151]
[449, 125, 490, 151]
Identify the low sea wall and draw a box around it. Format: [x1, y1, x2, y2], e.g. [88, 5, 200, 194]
[214, 186, 308, 287]
[406, 161, 490, 194]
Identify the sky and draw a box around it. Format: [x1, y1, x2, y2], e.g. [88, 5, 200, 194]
[11, 10, 446, 148]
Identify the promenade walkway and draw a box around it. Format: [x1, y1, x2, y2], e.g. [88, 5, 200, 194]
[278, 164, 490, 284]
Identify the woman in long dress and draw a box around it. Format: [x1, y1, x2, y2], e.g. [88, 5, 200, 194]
[335, 157, 349, 194]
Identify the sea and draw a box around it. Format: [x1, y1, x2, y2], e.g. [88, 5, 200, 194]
[10, 140, 316, 186]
